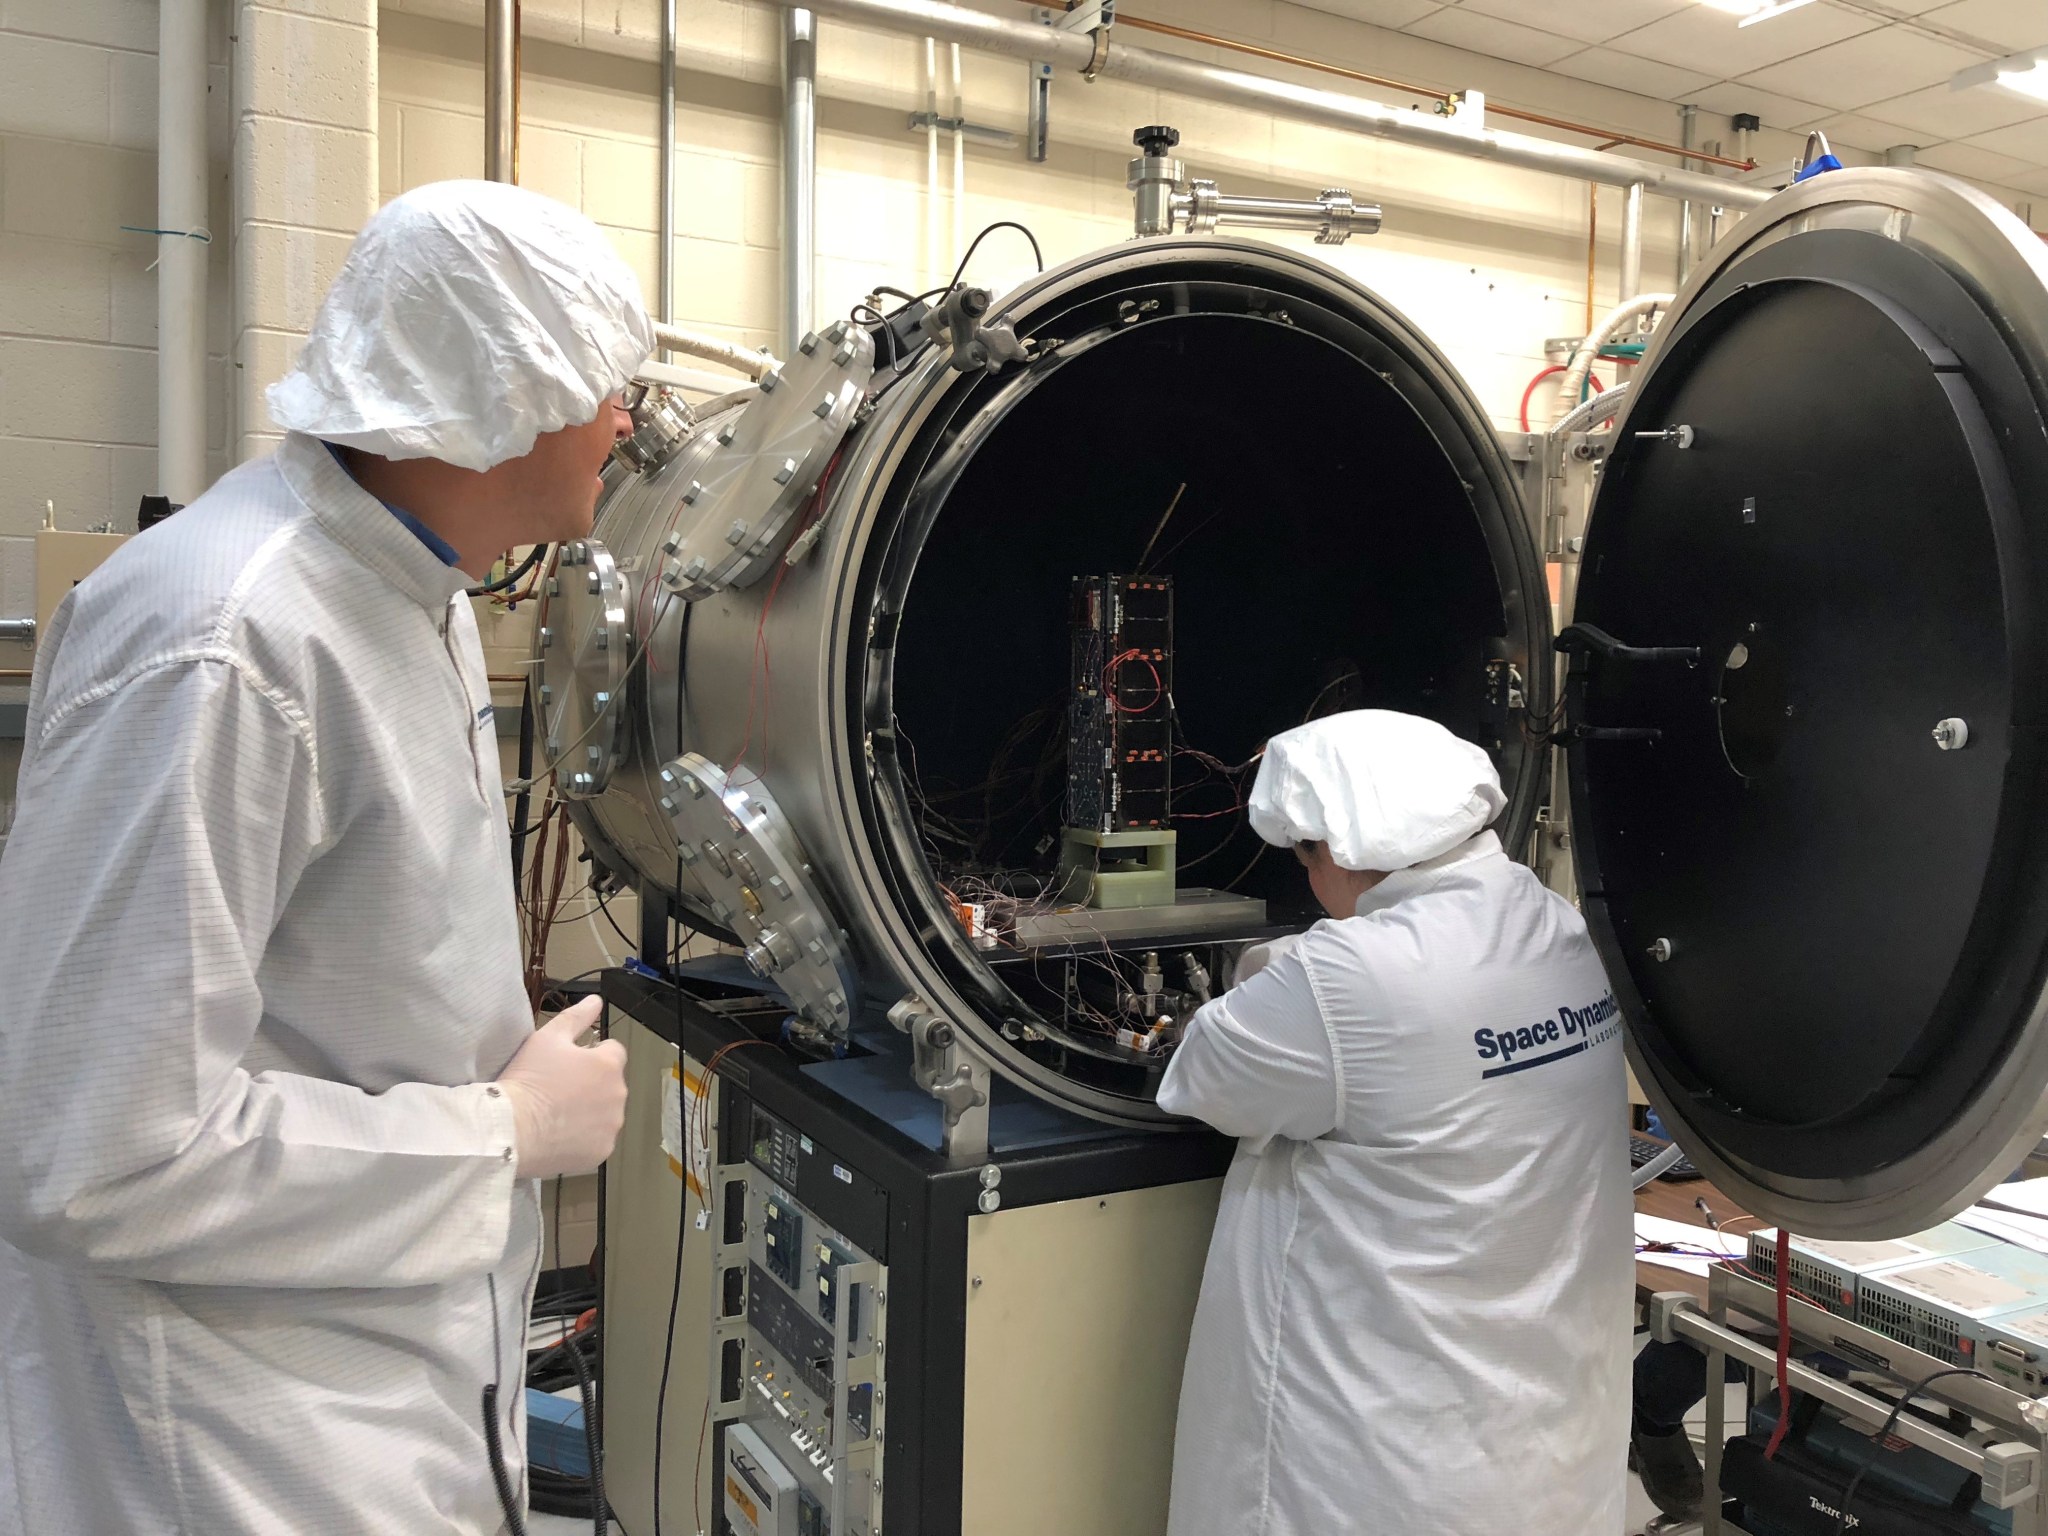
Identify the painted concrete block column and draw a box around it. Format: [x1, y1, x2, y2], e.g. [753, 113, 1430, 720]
[231, 0, 377, 463]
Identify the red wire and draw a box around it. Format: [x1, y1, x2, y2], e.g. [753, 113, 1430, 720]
[1764, 1228, 1794, 1460]
[1105, 649, 1164, 714]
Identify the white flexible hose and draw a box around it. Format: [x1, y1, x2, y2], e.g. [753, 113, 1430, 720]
[1633, 1139, 1688, 1190]
[1551, 379, 1631, 438]
[650, 322, 779, 379]
[1557, 292, 1673, 419]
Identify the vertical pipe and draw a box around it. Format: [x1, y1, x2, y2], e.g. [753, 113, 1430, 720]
[659, 0, 676, 337]
[782, 9, 818, 355]
[925, 39, 940, 286]
[1618, 181, 1644, 303]
[1677, 104, 1696, 286]
[949, 42, 964, 270]
[158, 0, 208, 507]
[485, 0, 515, 182]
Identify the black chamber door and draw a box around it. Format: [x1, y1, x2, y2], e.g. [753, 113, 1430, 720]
[1567, 212, 2048, 1234]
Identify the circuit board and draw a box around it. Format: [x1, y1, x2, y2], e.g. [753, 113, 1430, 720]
[1066, 574, 1174, 832]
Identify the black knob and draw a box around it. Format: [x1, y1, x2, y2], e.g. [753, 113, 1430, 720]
[1133, 124, 1180, 157]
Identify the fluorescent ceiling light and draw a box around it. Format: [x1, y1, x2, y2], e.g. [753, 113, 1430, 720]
[1995, 61, 2048, 101]
[1738, 0, 1820, 25]
[1954, 48, 2048, 101]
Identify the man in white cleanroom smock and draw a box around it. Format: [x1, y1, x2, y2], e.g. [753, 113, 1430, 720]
[0, 182, 650, 1534]
[1159, 710, 1631, 1536]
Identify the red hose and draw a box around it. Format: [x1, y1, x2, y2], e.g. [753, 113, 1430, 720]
[1519, 365, 1565, 433]
[1518, 364, 1605, 432]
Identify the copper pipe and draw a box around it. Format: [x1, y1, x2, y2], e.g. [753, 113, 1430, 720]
[1585, 183, 1597, 331]
[0, 670, 32, 679]
[1079, 9, 1756, 172]
[1493, 102, 1750, 170]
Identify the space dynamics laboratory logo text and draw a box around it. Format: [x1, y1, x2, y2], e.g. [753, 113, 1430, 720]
[1472, 992, 1620, 1079]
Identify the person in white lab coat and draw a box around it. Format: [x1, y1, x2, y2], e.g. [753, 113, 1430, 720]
[1158, 710, 1631, 1536]
[0, 181, 651, 1534]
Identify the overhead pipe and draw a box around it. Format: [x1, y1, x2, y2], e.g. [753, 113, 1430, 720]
[1101, 11, 1754, 171]
[484, 0, 515, 181]
[782, 10, 818, 357]
[158, 0, 208, 507]
[766, 0, 1773, 209]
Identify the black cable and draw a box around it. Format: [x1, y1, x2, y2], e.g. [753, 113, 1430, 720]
[483, 1271, 529, 1536]
[1832, 1366, 1991, 1535]
[511, 675, 537, 884]
[650, 1087, 689, 1535]
[946, 220, 1045, 293]
[595, 882, 636, 953]
[471, 542, 548, 596]
[851, 302, 903, 374]
[567, 1325, 606, 1536]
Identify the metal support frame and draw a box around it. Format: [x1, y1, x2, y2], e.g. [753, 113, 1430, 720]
[1027, 0, 1114, 161]
[782, 9, 818, 358]
[1645, 1269, 2048, 1534]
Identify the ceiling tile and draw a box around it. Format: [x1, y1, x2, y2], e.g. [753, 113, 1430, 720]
[1547, 44, 1720, 98]
[1286, 0, 1445, 28]
[1912, 138, 2041, 179]
[2000, 165, 2048, 196]
[1964, 114, 2048, 159]
[1606, 2, 1878, 81]
[1685, 78, 1831, 130]
[1802, 109, 1929, 153]
[1402, 6, 1582, 65]
[1736, 28, 1994, 112]
[1865, 80, 2048, 136]
[1449, 0, 1688, 47]
[1919, 0, 2048, 53]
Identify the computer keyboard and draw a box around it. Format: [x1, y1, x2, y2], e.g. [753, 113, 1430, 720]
[1630, 1133, 1701, 1182]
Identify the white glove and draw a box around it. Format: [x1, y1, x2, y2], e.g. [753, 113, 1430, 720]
[494, 997, 629, 1180]
[1234, 932, 1305, 985]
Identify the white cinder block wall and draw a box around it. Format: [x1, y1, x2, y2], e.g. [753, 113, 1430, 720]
[231, 0, 378, 464]
[374, 0, 2034, 438]
[0, 0, 233, 667]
